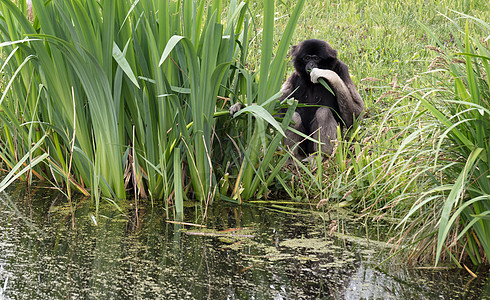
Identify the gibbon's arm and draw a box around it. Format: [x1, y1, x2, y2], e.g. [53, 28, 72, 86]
[310, 68, 363, 127]
[335, 63, 364, 119]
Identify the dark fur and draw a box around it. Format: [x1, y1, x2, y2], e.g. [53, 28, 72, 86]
[281, 39, 364, 157]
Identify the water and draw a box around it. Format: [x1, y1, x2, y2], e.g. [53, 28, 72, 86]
[0, 186, 489, 299]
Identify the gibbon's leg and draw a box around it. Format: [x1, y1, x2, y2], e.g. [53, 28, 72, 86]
[310, 68, 362, 127]
[285, 111, 307, 159]
[310, 107, 338, 155]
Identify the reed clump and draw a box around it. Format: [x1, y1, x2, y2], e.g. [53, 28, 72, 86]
[0, 0, 304, 220]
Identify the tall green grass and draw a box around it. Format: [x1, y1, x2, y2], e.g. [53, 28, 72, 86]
[397, 14, 490, 266]
[0, 0, 303, 219]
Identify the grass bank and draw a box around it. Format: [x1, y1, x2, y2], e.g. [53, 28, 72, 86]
[282, 1, 489, 266]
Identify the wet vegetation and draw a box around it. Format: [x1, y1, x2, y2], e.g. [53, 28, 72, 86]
[0, 0, 303, 208]
[0, 0, 489, 278]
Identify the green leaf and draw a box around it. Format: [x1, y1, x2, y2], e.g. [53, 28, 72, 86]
[421, 99, 474, 149]
[234, 105, 285, 137]
[159, 35, 185, 66]
[435, 147, 483, 265]
[174, 148, 184, 219]
[112, 41, 140, 88]
[318, 77, 336, 96]
[0, 135, 49, 193]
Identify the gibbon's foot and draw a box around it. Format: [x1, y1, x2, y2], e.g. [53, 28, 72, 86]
[229, 103, 243, 117]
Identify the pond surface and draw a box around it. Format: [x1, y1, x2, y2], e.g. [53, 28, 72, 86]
[0, 186, 489, 299]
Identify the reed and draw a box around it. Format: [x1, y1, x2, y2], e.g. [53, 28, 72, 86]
[0, 0, 304, 219]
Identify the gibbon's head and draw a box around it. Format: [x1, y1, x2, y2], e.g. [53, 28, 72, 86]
[290, 39, 338, 77]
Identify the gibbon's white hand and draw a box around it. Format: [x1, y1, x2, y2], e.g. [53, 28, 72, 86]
[310, 68, 340, 84]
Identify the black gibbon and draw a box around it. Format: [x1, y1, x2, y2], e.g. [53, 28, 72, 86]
[279, 39, 364, 157]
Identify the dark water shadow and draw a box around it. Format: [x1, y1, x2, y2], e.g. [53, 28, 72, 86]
[0, 186, 489, 299]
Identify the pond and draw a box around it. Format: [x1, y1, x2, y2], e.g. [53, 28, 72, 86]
[0, 186, 489, 299]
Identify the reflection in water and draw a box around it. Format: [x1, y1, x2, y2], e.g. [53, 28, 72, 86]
[0, 186, 489, 299]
